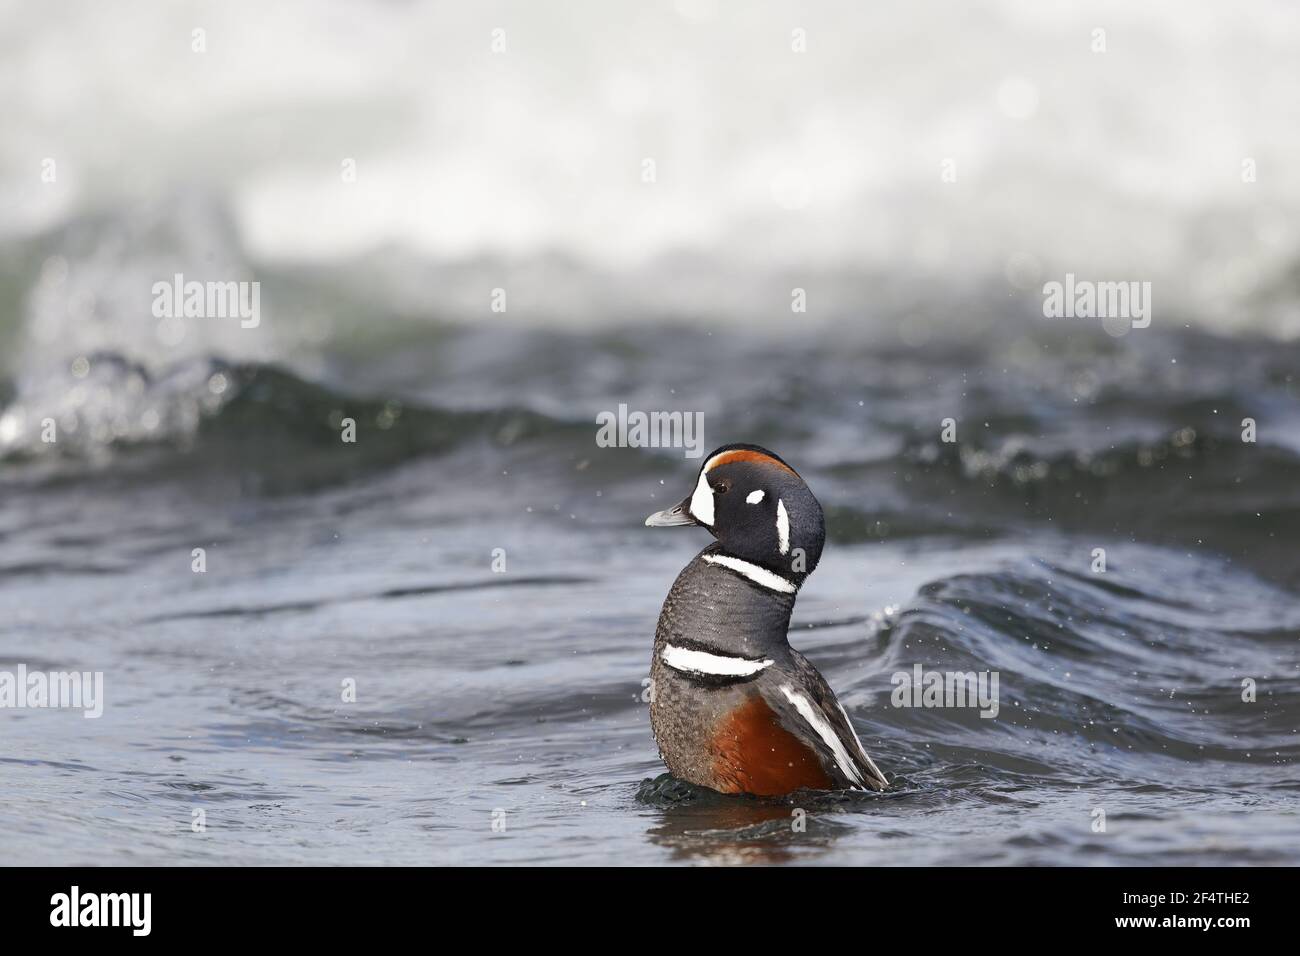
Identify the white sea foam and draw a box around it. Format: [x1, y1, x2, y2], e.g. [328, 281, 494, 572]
[0, 0, 1296, 342]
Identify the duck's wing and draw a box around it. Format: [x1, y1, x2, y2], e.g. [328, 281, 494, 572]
[763, 650, 889, 791]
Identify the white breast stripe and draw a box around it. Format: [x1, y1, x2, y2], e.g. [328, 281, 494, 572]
[702, 554, 797, 594]
[776, 499, 790, 555]
[780, 685, 867, 789]
[662, 644, 773, 677]
[836, 700, 887, 786]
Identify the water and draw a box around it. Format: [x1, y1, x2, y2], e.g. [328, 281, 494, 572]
[3, 301, 1299, 865]
[3, 0, 1299, 865]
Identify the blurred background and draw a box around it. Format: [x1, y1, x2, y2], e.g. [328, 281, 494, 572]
[4, 0, 1300, 374]
[1, 0, 1298, 866]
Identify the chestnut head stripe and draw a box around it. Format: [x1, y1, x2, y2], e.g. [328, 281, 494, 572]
[704, 449, 799, 476]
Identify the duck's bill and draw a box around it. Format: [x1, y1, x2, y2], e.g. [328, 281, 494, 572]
[644, 497, 695, 527]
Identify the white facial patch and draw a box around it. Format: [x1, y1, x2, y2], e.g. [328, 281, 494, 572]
[776, 499, 790, 555]
[702, 553, 797, 594]
[689, 470, 715, 526]
[661, 643, 773, 678]
[780, 685, 868, 790]
[746, 489, 765, 504]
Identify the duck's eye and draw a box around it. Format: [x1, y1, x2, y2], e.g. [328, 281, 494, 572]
[714, 478, 731, 494]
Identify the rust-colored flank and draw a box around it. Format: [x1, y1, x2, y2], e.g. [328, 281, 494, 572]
[711, 696, 834, 795]
[706, 449, 798, 476]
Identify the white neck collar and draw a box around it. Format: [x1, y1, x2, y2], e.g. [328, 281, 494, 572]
[661, 643, 773, 677]
[702, 553, 798, 594]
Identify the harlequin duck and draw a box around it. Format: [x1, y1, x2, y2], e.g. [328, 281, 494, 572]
[645, 443, 887, 796]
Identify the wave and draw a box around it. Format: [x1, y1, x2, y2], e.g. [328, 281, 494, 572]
[0, 353, 588, 493]
[846, 553, 1300, 790]
[6, 334, 1300, 523]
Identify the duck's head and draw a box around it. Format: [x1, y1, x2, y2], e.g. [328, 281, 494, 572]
[645, 443, 825, 577]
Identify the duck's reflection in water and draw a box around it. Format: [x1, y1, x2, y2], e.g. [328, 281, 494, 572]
[639, 775, 854, 864]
